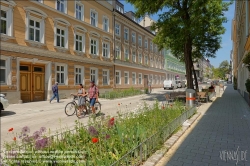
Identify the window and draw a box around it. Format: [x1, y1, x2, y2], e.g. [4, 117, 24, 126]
[132, 72, 136, 84]
[115, 23, 120, 35]
[138, 53, 142, 63]
[150, 74, 153, 84]
[116, 5, 123, 13]
[90, 39, 98, 55]
[57, 0, 66, 13]
[75, 33, 85, 52]
[90, 68, 98, 84]
[150, 42, 153, 51]
[0, 59, 6, 84]
[115, 71, 121, 84]
[124, 72, 129, 84]
[1, 10, 7, 34]
[138, 73, 142, 84]
[75, 66, 84, 85]
[145, 56, 148, 65]
[75, 3, 83, 20]
[56, 65, 66, 84]
[103, 17, 109, 32]
[132, 32, 136, 44]
[124, 48, 129, 60]
[138, 36, 142, 46]
[124, 28, 129, 40]
[155, 75, 158, 84]
[145, 39, 148, 48]
[102, 70, 109, 85]
[115, 46, 120, 59]
[132, 51, 136, 62]
[102, 42, 110, 57]
[28, 19, 41, 42]
[36, 0, 43, 2]
[0, 2, 15, 37]
[56, 28, 65, 47]
[90, 10, 97, 27]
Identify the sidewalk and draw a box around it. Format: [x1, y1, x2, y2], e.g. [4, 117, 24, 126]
[159, 85, 250, 166]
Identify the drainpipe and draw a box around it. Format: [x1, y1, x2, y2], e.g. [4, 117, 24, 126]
[113, 9, 116, 89]
[246, 0, 249, 37]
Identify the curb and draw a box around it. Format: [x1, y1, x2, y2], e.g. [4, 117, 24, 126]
[142, 112, 201, 166]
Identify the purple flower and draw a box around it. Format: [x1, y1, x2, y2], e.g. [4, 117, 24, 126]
[88, 126, 99, 136]
[22, 126, 30, 134]
[33, 131, 41, 140]
[35, 140, 42, 150]
[40, 137, 49, 147]
[40, 127, 46, 133]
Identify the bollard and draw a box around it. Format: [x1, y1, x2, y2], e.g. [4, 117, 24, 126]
[186, 89, 196, 109]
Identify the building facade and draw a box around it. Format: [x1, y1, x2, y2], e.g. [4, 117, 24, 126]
[1, 0, 114, 103]
[193, 57, 212, 82]
[0, 0, 169, 104]
[164, 50, 186, 81]
[113, 2, 166, 89]
[232, 0, 250, 103]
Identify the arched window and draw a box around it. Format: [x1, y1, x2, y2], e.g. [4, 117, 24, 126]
[53, 18, 70, 49]
[1, 0, 16, 38]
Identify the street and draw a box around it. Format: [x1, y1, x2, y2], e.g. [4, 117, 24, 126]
[1, 88, 186, 147]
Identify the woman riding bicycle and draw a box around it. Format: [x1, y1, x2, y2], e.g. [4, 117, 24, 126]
[71, 84, 88, 116]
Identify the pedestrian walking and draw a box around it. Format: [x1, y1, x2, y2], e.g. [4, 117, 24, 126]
[50, 82, 59, 103]
[88, 80, 99, 115]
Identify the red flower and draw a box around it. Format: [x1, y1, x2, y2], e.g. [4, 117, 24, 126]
[8, 128, 13, 132]
[110, 117, 115, 121]
[92, 138, 99, 143]
[108, 117, 115, 127]
[13, 137, 16, 141]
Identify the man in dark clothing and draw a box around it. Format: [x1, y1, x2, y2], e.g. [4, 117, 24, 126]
[50, 82, 59, 103]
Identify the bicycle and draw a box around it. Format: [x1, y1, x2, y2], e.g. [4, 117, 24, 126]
[64, 95, 101, 118]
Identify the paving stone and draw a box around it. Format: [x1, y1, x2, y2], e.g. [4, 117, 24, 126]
[162, 86, 250, 166]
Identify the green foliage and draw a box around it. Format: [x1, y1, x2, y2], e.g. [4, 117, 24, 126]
[127, 0, 232, 89]
[2, 102, 187, 165]
[245, 79, 250, 93]
[99, 87, 143, 99]
[212, 60, 230, 79]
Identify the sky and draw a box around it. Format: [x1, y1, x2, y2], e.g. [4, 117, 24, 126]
[122, 1, 235, 68]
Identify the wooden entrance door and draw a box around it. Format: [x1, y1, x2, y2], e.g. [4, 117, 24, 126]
[20, 63, 45, 102]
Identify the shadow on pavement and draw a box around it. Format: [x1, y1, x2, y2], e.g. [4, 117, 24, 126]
[164, 85, 250, 166]
[0, 111, 16, 117]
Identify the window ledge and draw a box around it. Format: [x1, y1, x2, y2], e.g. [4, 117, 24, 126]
[102, 56, 110, 61]
[54, 46, 68, 53]
[25, 40, 45, 48]
[74, 50, 85, 56]
[1, 34, 15, 42]
[90, 54, 99, 59]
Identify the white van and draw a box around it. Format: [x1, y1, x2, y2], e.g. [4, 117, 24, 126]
[163, 80, 178, 90]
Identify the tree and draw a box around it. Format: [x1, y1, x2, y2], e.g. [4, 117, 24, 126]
[127, 0, 232, 89]
[212, 60, 230, 80]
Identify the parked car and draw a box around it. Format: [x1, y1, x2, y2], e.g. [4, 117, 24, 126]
[177, 80, 186, 88]
[0, 94, 9, 113]
[163, 80, 178, 90]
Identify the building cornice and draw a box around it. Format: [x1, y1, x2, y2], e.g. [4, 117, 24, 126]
[114, 60, 166, 74]
[1, 42, 113, 66]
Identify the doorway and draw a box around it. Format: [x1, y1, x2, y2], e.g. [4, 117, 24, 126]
[20, 63, 45, 102]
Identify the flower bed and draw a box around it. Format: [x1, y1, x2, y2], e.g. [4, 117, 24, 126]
[99, 87, 144, 99]
[2, 102, 189, 165]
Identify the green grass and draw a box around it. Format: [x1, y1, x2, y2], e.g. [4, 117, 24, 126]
[99, 87, 144, 99]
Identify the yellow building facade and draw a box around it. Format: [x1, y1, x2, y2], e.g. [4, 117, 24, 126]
[1, 0, 114, 103]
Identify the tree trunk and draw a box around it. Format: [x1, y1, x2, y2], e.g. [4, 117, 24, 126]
[184, 37, 194, 89]
[193, 64, 199, 92]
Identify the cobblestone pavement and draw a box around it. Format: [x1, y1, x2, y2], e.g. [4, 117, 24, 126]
[158, 85, 250, 166]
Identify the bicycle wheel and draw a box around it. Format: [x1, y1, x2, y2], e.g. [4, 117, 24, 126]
[94, 102, 101, 112]
[65, 102, 76, 116]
